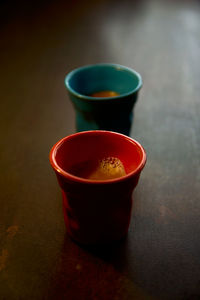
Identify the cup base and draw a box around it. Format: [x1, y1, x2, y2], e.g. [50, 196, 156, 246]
[68, 231, 128, 247]
[76, 111, 134, 136]
[62, 192, 131, 246]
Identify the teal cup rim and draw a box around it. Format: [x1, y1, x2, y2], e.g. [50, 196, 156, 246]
[64, 63, 143, 101]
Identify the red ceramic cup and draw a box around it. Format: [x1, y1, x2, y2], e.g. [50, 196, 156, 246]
[49, 130, 146, 245]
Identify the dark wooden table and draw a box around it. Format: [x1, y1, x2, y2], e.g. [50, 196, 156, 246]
[1, 0, 200, 299]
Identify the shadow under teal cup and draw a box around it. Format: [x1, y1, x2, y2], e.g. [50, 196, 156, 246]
[65, 63, 142, 135]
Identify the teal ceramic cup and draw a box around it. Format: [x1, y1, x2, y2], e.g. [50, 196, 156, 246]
[65, 63, 142, 135]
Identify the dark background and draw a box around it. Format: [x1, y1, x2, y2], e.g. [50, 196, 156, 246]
[0, 0, 200, 299]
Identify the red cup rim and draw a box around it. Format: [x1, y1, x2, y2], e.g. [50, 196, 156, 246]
[49, 130, 147, 185]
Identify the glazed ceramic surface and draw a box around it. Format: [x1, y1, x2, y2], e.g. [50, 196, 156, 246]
[50, 130, 146, 245]
[65, 64, 142, 135]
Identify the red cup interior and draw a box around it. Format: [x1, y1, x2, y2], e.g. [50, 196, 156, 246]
[50, 130, 146, 183]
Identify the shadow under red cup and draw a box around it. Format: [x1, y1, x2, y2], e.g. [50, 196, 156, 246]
[49, 130, 146, 245]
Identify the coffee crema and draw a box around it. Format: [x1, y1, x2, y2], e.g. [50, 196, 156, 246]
[69, 157, 126, 180]
[90, 91, 120, 97]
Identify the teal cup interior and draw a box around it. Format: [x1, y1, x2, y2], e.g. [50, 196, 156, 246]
[65, 63, 142, 135]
